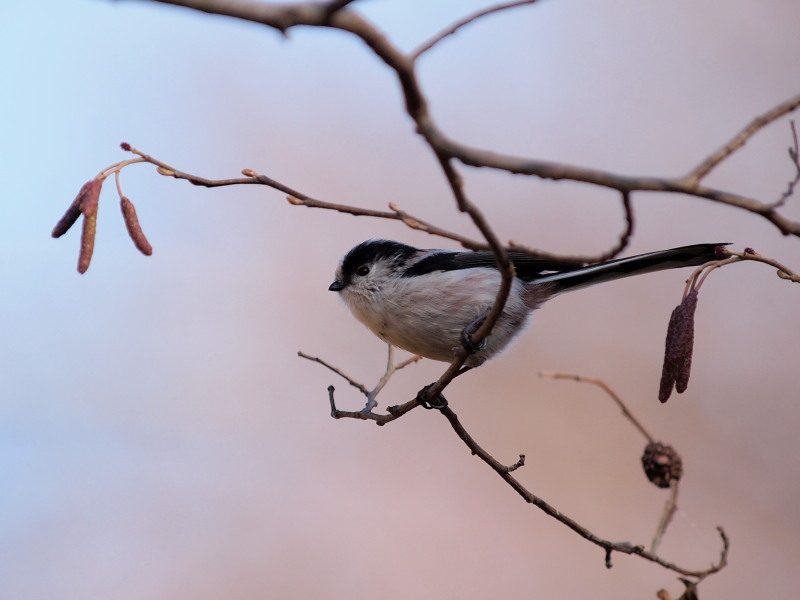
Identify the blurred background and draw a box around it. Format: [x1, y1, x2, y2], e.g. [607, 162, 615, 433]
[2, 1, 799, 598]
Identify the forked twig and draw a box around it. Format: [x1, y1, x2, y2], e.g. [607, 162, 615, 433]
[298, 345, 421, 419]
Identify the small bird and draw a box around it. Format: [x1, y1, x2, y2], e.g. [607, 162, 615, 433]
[329, 240, 725, 368]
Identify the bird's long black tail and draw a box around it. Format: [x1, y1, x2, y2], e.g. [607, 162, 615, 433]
[537, 243, 728, 295]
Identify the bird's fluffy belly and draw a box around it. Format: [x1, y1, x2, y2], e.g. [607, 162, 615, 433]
[352, 269, 531, 365]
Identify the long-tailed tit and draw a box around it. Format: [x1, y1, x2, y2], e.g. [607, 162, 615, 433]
[329, 240, 725, 368]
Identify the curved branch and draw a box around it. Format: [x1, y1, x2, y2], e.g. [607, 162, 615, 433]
[410, 0, 541, 61]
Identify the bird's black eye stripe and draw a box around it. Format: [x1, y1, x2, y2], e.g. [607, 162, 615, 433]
[356, 265, 370, 276]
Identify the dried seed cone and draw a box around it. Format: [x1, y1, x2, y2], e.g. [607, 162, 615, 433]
[120, 196, 153, 256]
[642, 441, 683, 488]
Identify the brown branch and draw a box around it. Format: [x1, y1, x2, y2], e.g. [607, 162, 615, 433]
[297, 351, 370, 396]
[432, 131, 800, 237]
[507, 190, 634, 264]
[410, 0, 541, 61]
[539, 371, 686, 551]
[388, 202, 487, 250]
[651, 481, 680, 554]
[686, 247, 800, 287]
[306, 351, 728, 576]
[299, 345, 422, 417]
[685, 94, 800, 183]
[136, 1, 800, 239]
[435, 401, 728, 578]
[321, 0, 359, 19]
[538, 371, 654, 443]
[769, 119, 800, 209]
[422, 156, 516, 399]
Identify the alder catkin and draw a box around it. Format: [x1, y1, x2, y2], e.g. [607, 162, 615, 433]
[78, 211, 96, 274]
[120, 196, 153, 256]
[52, 178, 102, 238]
[658, 289, 699, 402]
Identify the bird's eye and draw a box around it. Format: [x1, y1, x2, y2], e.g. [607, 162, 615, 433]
[355, 265, 370, 277]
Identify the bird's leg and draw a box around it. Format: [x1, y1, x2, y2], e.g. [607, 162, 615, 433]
[460, 312, 489, 354]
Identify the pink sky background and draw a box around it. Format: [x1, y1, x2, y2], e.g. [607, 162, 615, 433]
[2, 1, 799, 598]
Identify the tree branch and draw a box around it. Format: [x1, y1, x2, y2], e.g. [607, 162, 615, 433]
[685, 94, 800, 183]
[410, 0, 541, 61]
[137, 0, 800, 238]
[435, 400, 728, 578]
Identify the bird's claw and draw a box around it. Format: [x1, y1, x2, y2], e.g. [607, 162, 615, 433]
[416, 384, 448, 410]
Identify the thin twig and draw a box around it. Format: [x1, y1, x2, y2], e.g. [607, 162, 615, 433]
[297, 351, 369, 396]
[300, 345, 421, 416]
[367, 345, 422, 411]
[651, 480, 680, 554]
[768, 120, 800, 209]
[684, 248, 800, 295]
[684, 94, 800, 184]
[410, 0, 541, 61]
[539, 371, 655, 443]
[508, 190, 634, 264]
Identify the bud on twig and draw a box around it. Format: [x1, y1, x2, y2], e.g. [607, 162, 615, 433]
[120, 196, 153, 256]
[658, 289, 698, 403]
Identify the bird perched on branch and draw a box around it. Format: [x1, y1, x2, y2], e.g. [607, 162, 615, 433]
[329, 240, 726, 368]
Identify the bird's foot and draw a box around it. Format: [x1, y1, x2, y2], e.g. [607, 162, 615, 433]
[416, 384, 448, 410]
[460, 313, 489, 354]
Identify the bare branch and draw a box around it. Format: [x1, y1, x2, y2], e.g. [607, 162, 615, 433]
[297, 351, 370, 396]
[685, 93, 800, 183]
[769, 120, 800, 209]
[300, 345, 421, 416]
[321, 0, 359, 18]
[136, 2, 800, 238]
[509, 190, 634, 264]
[651, 481, 680, 554]
[410, 0, 541, 61]
[435, 401, 728, 578]
[432, 129, 800, 236]
[540, 371, 655, 442]
[686, 247, 800, 287]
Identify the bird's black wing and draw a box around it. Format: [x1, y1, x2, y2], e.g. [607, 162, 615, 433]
[404, 250, 583, 279]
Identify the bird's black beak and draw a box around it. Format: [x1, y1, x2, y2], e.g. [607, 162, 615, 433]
[328, 280, 345, 292]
